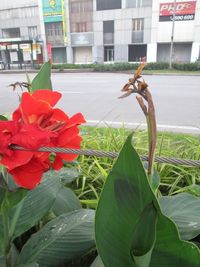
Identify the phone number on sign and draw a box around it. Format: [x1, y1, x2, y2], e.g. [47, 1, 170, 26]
[170, 14, 194, 21]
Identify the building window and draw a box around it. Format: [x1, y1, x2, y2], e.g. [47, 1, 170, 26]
[132, 18, 144, 43]
[103, 21, 114, 44]
[126, 0, 152, 8]
[133, 18, 144, 31]
[104, 46, 114, 62]
[19, 6, 37, 17]
[70, 0, 93, 13]
[128, 44, 147, 62]
[2, 28, 20, 38]
[28, 26, 38, 39]
[45, 23, 63, 37]
[71, 22, 92, 32]
[97, 0, 121, 11]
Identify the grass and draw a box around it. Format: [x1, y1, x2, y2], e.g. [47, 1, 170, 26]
[118, 69, 200, 75]
[72, 126, 200, 206]
[142, 69, 200, 75]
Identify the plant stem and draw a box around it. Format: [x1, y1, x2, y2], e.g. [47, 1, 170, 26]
[2, 203, 11, 267]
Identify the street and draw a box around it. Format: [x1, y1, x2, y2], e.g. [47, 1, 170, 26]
[0, 72, 200, 134]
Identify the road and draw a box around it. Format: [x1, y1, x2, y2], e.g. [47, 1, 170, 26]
[0, 72, 200, 134]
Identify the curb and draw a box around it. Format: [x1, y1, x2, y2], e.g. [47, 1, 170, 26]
[0, 69, 200, 76]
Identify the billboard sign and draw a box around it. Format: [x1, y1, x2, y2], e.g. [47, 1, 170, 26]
[159, 1, 196, 21]
[42, 0, 62, 23]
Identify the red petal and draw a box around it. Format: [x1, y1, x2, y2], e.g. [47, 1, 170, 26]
[1, 150, 33, 170]
[55, 135, 82, 162]
[9, 157, 49, 189]
[20, 93, 52, 123]
[56, 126, 79, 146]
[11, 124, 57, 150]
[66, 113, 86, 128]
[32, 90, 61, 107]
[52, 156, 63, 170]
[50, 108, 69, 122]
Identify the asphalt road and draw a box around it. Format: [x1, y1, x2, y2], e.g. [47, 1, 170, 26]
[0, 72, 200, 134]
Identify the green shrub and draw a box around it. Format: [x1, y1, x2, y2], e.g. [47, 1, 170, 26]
[172, 62, 200, 71]
[145, 62, 169, 70]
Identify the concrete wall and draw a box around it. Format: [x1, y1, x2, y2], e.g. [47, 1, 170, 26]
[0, 0, 40, 39]
[93, 5, 152, 62]
[0, 0, 38, 9]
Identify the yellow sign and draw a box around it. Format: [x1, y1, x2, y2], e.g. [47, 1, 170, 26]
[49, 0, 56, 9]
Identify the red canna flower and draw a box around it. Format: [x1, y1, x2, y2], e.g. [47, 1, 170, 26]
[0, 89, 85, 189]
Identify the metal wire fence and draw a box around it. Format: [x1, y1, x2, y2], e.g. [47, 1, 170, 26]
[12, 145, 200, 168]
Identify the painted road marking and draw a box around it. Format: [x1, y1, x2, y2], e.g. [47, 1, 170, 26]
[86, 120, 200, 133]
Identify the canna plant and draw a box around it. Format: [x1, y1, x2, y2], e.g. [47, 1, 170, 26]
[94, 64, 200, 267]
[0, 62, 95, 267]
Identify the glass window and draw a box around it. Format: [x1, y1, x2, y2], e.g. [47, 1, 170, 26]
[142, 0, 152, 7]
[2, 28, 20, 38]
[133, 19, 144, 31]
[103, 21, 114, 44]
[28, 26, 38, 39]
[70, 0, 93, 13]
[126, 0, 137, 8]
[128, 44, 147, 62]
[45, 23, 63, 37]
[126, 0, 152, 8]
[97, 0, 121, 11]
[104, 46, 114, 62]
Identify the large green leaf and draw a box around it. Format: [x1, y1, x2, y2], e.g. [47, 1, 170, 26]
[52, 187, 81, 216]
[0, 115, 8, 121]
[31, 61, 52, 92]
[9, 174, 62, 240]
[160, 193, 200, 240]
[43, 167, 80, 185]
[18, 209, 95, 267]
[95, 134, 200, 267]
[18, 264, 39, 267]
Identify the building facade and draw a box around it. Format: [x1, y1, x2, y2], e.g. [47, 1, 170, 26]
[0, 0, 43, 68]
[0, 0, 199, 67]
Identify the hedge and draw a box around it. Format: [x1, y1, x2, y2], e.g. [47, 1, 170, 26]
[34, 62, 200, 71]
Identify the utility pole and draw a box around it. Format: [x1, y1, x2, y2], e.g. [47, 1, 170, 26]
[38, 0, 48, 62]
[169, 0, 176, 69]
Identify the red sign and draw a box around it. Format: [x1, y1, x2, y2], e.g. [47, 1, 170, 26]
[159, 1, 196, 21]
[47, 43, 52, 64]
[160, 1, 196, 16]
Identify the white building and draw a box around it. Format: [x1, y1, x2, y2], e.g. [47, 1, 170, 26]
[0, 0, 199, 67]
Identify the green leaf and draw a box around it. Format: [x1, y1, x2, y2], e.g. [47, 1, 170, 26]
[25, 72, 32, 92]
[1, 188, 27, 213]
[90, 255, 105, 267]
[18, 264, 39, 267]
[9, 174, 62, 240]
[0, 115, 8, 121]
[18, 209, 95, 267]
[31, 61, 52, 92]
[43, 167, 80, 185]
[143, 162, 160, 193]
[95, 134, 200, 267]
[160, 193, 200, 240]
[150, 170, 160, 193]
[52, 187, 81, 216]
[2, 173, 19, 191]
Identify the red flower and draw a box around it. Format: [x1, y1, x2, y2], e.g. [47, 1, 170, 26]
[0, 90, 85, 189]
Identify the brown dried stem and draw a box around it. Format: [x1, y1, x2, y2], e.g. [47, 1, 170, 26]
[119, 64, 157, 177]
